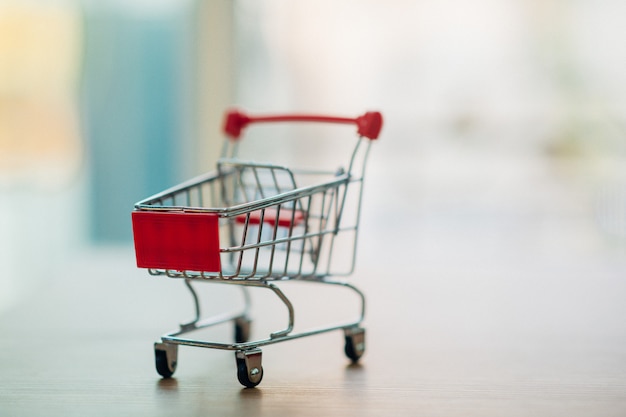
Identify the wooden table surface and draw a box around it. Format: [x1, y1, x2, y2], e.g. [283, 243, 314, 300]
[2, 151, 626, 416]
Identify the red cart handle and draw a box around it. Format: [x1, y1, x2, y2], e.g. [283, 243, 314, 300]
[223, 110, 383, 140]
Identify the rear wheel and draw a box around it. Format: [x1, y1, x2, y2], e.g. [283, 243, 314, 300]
[154, 342, 178, 378]
[344, 327, 365, 363]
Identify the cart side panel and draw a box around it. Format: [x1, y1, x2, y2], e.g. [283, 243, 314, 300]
[132, 211, 221, 272]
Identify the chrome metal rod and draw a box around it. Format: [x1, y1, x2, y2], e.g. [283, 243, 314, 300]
[181, 279, 201, 329]
[162, 320, 360, 351]
[266, 282, 295, 338]
[161, 278, 364, 350]
[213, 279, 295, 338]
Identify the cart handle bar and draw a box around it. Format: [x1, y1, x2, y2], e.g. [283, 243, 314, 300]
[223, 110, 383, 140]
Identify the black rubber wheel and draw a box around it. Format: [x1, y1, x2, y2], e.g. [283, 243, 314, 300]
[344, 328, 365, 363]
[155, 346, 177, 378]
[234, 317, 251, 344]
[236, 356, 263, 388]
[344, 337, 360, 362]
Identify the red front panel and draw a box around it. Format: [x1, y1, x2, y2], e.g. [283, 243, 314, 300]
[132, 211, 221, 272]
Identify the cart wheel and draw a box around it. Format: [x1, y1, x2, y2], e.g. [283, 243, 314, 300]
[235, 349, 263, 388]
[234, 316, 252, 344]
[344, 327, 365, 363]
[154, 342, 178, 378]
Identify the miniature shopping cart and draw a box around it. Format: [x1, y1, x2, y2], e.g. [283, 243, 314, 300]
[132, 109, 382, 387]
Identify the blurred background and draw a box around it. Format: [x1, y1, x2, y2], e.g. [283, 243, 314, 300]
[1, 0, 625, 338]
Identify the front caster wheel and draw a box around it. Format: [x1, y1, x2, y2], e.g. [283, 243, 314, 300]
[155, 342, 178, 378]
[235, 349, 263, 388]
[344, 327, 365, 363]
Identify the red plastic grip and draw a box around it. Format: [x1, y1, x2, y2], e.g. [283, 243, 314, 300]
[132, 211, 221, 272]
[223, 110, 383, 140]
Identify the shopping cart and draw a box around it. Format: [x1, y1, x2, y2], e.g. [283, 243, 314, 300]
[132, 109, 382, 387]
